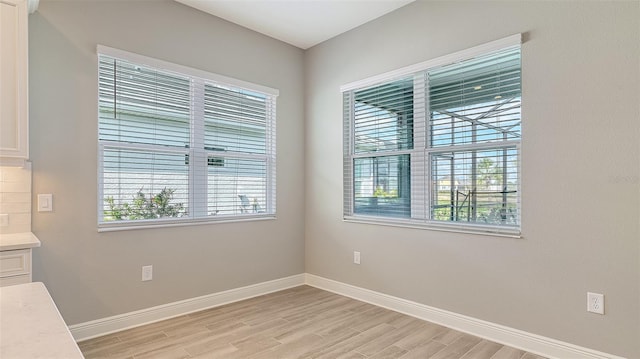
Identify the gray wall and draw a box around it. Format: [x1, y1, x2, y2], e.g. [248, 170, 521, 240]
[29, 0, 305, 325]
[304, 1, 639, 357]
[28, 0, 640, 356]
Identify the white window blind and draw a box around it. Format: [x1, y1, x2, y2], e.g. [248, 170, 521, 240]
[98, 47, 277, 229]
[343, 35, 521, 235]
[345, 77, 415, 218]
[428, 47, 521, 227]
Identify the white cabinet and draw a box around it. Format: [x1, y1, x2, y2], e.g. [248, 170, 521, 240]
[0, 248, 31, 286]
[0, 0, 31, 163]
[0, 232, 40, 287]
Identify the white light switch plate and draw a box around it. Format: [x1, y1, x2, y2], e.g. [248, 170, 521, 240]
[38, 194, 53, 212]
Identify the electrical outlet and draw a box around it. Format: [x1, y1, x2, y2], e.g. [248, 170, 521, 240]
[353, 251, 361, 265]
[142, 265, 153, 281]
[587, 292, 604, 314]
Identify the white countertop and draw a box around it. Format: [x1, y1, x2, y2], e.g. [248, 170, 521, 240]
[0, 232, 41, 251]
[0, 282, 84, 358]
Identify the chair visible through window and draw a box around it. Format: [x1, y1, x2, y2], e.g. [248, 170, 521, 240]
[239, 195, 251, 213]
[238, 195, 264, 213]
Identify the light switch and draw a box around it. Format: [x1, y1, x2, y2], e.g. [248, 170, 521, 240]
[38, 194, 53, 212]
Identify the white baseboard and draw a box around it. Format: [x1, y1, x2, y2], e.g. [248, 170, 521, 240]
[68, 272, 623, 359]
[69, 274, 305, 342]
[305, 274, 624, 359]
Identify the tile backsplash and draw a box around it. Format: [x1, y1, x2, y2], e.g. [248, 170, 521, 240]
[0, 163, 32, 234]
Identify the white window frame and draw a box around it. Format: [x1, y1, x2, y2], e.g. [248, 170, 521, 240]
[342, 34, 522, 237]
[97, 46, 278, 232]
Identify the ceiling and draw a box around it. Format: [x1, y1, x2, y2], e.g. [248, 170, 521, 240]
[175, 0, 415, 50]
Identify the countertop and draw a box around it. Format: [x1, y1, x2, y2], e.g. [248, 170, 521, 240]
[0, 282, 84, 358]
[0, 232, 41, 251]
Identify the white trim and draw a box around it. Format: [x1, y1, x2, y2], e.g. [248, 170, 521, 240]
[97, 215, 276, 232]
[305, 274, 625, 359]
[96, 45, 279, 96]
[69, 274, 305, 341]
[343, 216, 521, 238]
[0, 158, 29, 167]
[341, 33, 522, 92]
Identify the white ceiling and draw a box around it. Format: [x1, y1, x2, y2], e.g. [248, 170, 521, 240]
[175, 0, 415, 49]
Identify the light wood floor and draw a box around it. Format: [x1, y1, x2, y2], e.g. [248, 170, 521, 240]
[78, 286, 546, 359]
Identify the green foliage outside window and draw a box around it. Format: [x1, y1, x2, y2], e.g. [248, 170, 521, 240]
[105, 187, 186, 221]
[373, 186, 398, 198]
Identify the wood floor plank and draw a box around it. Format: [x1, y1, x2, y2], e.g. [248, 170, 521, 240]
[187, 344, 237, 359]
[78, 285, 546, 359]
[224, 337, 282, 359]
[82, 332, 168, 358]
[312, 323, 398, 359]
[275, 310, 356, 344]
[460, 340, 504, 359]
[356, 318, 425, 356]
[296, 328, 362, 358]
[349, 308, 404, 332]
[521, 353, 547, 359]
[397, 340, 447, 359]
[394, 321, 449, 350]
[249, 333, 324, 359]
[432, 328, 466, 345]
[133, 346, 191, 359]
[490, 346, 526, 359]
[185, 318, 287, 356]
[130, 328, 217, 358]
[367, 345, 408, 359]
[430, 334, 484, 359]
[334, 352, 366, 359]
[77, 334, 121, 352]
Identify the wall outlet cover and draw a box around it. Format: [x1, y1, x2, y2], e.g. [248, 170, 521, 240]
[587, 292, 604, 314]
[142, 265, 153, 281]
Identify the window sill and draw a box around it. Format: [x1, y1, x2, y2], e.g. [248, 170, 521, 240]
[98, 214, 276, 233]
[343, 215, 521, 238]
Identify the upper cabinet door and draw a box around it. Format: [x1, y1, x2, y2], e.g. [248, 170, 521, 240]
[0, 0, 29, 160]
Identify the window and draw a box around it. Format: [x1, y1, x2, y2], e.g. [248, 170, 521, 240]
[347, 77, 414, 218]
[343, 35, 521, 235]
[98, 46, 277, 230]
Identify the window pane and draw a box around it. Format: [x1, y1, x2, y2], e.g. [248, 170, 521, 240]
[207, 157, 267, 216]
[102, 148, 189, 221]
[354, 154, 410, 218]
[98, 57, 191, 148]
[431, 148, 518, 226]
[353, 78, 414, 153]
[204, 84, 268, 154]
[429, 48, 521, 147]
